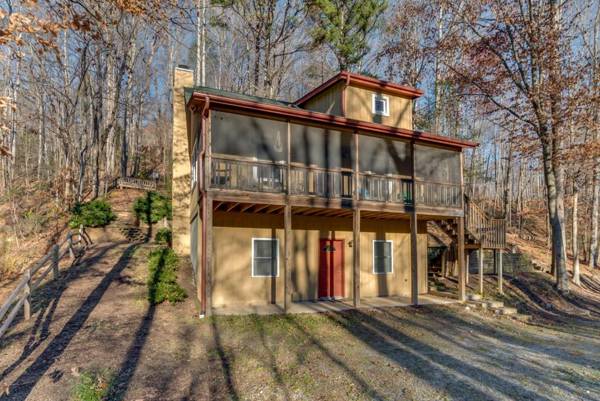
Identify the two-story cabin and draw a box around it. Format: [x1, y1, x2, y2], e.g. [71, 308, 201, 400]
[172, 68, 487, 316]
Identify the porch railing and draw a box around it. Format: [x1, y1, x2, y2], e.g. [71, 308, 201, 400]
[414, 181, 462, 209]
[290, 166, 353, 198]
[359, 173, 413, 204]
[209, 157, 468, 211]
[211, 157, 286, 193]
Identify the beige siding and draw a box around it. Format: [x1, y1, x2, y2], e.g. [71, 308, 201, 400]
[301, 82, 344, 116]
[171, 68, 194, 256]
[209, 212, 428, 307]
[345, 85, 413, 129]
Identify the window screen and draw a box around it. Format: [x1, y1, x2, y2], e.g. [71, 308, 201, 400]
[359, 134, 411, 176]
[291, 124, 353, 169]
[373, 240, 393, 274]
[211, 111, 287, 162]
[252, 238, 279, 277]
[414, 145, 461, 184]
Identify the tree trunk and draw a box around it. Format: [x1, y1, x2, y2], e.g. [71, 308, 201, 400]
[590, 165, 599, 268]
[542, 136, 569, 292]
[572, 183, 580, 285]
[503, 141, 513, 226]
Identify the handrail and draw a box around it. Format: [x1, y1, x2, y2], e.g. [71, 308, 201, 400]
[464, 196, 506, 249]
[0, 226, 89, 338]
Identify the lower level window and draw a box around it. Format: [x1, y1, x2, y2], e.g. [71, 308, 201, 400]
[252, 238, 279, 277]
[373, 240, 393, 274]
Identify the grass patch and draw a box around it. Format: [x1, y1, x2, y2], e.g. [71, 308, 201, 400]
[72, 368, 114, 401]
[69, 199, 116, 229]
[133, 191, 171, 225]
[147, 247, 186, 304]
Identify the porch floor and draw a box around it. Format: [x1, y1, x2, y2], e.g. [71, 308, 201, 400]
[211, 294, 459, 316]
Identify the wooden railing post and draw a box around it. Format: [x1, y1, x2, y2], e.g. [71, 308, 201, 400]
[67, 232, 75, 259]
[79, 224, 86, 246]
[23, 269, 31, 321]
[52, 244, 60, 280]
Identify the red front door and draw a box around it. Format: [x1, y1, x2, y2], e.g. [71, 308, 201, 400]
[318, 239, 344, 299]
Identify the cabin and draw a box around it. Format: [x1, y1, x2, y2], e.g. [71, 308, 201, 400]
[171, 68, 506, 316]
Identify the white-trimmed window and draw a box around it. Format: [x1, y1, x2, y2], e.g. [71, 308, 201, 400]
[373, 240, 393, 274]
[252, 238, 279, 277]
[372, 94, 389, 116]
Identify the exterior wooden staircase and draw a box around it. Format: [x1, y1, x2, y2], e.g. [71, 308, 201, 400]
[434, 196, 506, 250]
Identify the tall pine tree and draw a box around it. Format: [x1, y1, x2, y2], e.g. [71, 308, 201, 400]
[307, 0, 387, 71]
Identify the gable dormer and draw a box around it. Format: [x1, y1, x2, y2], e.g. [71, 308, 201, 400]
[295, 71, 423, 130]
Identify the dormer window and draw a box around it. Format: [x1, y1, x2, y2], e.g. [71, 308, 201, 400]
[372, 94, 389, 116]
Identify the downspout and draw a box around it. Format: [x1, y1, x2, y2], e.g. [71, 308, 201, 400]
[199, 95, 210, 317]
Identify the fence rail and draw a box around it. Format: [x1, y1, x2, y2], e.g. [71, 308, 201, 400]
[0, 226, 88, 339]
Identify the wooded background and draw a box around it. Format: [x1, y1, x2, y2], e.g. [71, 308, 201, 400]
[1, 0, 599, 291]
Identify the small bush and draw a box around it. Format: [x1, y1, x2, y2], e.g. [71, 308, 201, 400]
[72, 369, 113, 401]
[154, 228, 172, 247]
[147, 247, 186, 304]
[133, 191, 172, 225]
[69, 199, 116, 229]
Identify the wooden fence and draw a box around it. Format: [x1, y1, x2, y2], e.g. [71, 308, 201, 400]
[115, 177, 157, 191]
[0, 226, 88, 339]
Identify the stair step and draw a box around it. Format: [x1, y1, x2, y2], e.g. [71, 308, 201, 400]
[466, 300, 487, 308]
[495, 307, 517, 315]
[467, 294, 482, 301]
[486, 300, 505, 308]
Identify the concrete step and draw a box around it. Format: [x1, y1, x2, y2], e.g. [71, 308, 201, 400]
[485, 300, 504, 308]
[494, 307, 517, 315]
[467, 294, 482, 301]
[466, 300, 488, 309]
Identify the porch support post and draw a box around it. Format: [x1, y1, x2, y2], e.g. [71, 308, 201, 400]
[498, 248, 503, 294]
[479, 246, 484, 296]
[465, 250, 470, 285]
[204, 194, 213, 316]
[284, 204, 292, 312]
[353, 208, 361, 307]
[410, 139, 418, 305]
[410, 211, 419, 305]
[457, 217, 466, 301]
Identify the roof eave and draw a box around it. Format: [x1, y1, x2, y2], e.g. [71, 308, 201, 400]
[294, 71, 424, 106]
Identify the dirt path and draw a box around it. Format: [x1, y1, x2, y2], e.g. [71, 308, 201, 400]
[0, 241, 599, 400]
[0, 241, 208, 400]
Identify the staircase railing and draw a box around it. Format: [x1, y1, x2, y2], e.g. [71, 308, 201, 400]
[464, 196, 506, 249]
[0, 226, 89, 338]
